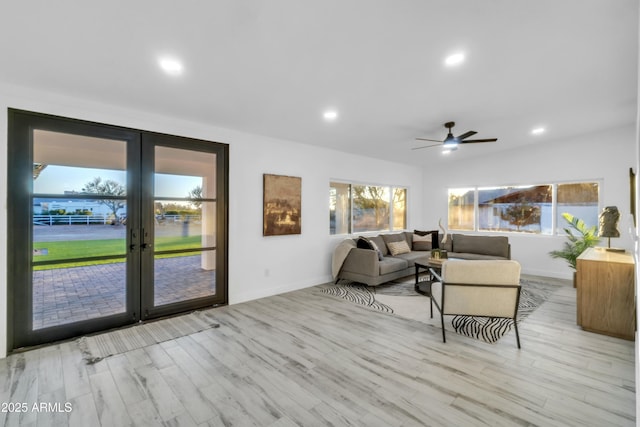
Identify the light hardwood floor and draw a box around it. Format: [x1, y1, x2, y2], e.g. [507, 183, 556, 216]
[0, 275, 635, 426]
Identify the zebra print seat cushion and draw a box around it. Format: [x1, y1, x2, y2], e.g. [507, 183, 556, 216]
[451, 288, 540, 343]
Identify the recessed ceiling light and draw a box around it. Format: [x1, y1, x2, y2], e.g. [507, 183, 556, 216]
[159, 57, 184, 76]
[531, 127, 546, 135]
[323, 110, 338, 121]
[445, 52, 465, 66]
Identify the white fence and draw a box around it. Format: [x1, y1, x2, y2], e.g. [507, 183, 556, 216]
[33, 214, 114, 225]
[33, 214, 201, 226]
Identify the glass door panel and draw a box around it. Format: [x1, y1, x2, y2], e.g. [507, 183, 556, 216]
[31, 130, 130, 330]
[151, 146, 217, 308]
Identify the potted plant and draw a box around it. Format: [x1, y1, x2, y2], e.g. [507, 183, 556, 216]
[549, 213, 599, 285]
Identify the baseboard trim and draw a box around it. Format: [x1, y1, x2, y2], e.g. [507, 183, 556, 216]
[230, 275, 332, 305]
[521, 267, 573, 281]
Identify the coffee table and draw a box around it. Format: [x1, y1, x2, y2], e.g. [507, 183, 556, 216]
[414, 258, 445, 296]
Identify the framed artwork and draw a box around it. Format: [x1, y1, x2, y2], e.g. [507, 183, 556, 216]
[263, 174, 302, 236]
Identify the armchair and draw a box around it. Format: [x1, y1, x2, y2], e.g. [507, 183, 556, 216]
[430, 260, 522, 348]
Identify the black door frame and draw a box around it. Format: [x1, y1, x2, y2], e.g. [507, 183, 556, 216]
[140, 131, 229, 320]
[7, 109, 229, 351]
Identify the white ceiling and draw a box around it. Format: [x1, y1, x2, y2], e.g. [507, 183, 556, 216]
[1, 1, 638, 166]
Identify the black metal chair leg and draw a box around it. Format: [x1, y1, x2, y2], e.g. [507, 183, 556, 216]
[514, 320, 521, 349]
[440, 313, 446, 343]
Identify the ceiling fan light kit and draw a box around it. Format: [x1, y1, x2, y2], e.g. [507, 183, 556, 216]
[442, 138, 458, 149]
[414, 121, 497, 152]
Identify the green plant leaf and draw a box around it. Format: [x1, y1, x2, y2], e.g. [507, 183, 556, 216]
[548, 212, 600, 270]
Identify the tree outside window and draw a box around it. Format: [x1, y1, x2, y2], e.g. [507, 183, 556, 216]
[479, 185, 552, 233]
[82, 177, 126, 224]
[353, 185, 389, 232]
[330, 182, 407, 234]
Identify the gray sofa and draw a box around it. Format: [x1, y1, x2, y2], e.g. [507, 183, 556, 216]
[334, 232, 510, 287]
[442, 233, 511, 261]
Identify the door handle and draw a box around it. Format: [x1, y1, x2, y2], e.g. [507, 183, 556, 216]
[129, 229, 137, 252]
[141, 228, 153, 251]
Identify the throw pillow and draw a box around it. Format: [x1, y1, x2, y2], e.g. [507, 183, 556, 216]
[357, 236, 383, 260]
[368, 239, 384, 261]
[357, 236, 373, 250]
[381, 233, 410, 251]
[412, 232, 432, 251]
[387, 240, 411, 256]
[414, 229, 439, 249]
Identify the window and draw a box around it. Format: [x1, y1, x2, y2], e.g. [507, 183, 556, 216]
[478, 185, 552, 233]
[329, 182, 351, 235]
[556, 182, 599, 231]
[448, 181, 600, 235]
[330, 182, 407, 234]
[353, 185, 389, 232]
[447, 188, 475, 231]
[392, 188, 407, 231]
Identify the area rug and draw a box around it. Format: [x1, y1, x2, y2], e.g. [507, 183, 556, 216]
[320, 276, 560, 344]
[77, 310, 220, 364]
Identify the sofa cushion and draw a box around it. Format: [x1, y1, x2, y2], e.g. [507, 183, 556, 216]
[394, 251, 430, 268]
[387, 240, 411, 256]
[369, 235, 388, 257]
[379, 256, 409, 275]
[449, 252, 509, 261]
[452, 234, 509, 258]
[403, 231, 415, 246]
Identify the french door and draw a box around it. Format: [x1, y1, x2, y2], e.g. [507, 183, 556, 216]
[8, 109, 228, 350]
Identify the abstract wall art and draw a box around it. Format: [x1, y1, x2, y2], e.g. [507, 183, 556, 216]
[263, 174, 301, 236]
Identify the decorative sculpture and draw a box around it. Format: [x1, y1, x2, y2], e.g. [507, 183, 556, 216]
[438, 218, 448, 244]
[598, 206, 623, 252]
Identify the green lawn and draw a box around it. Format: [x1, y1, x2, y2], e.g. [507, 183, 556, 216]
[33, 235, 203, 270]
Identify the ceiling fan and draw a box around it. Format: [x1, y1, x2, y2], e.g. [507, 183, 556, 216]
[413, 121, 497, 151]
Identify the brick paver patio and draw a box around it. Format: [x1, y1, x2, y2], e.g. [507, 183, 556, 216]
[32, 255, 216, 330]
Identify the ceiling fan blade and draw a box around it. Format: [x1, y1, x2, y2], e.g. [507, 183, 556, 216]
[459, 138, 498, 144]
[415, 137, 442, 143]
[456, 131, 477, 140]
[411, 143, 442, 150]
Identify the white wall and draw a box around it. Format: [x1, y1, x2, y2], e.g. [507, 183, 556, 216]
[421, 126, 637, 279]
[228, 132, 423, 303]
[0, 83, 423, 358]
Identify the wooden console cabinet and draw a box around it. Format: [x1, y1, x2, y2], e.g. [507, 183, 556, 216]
[576, 247, 635, 340]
